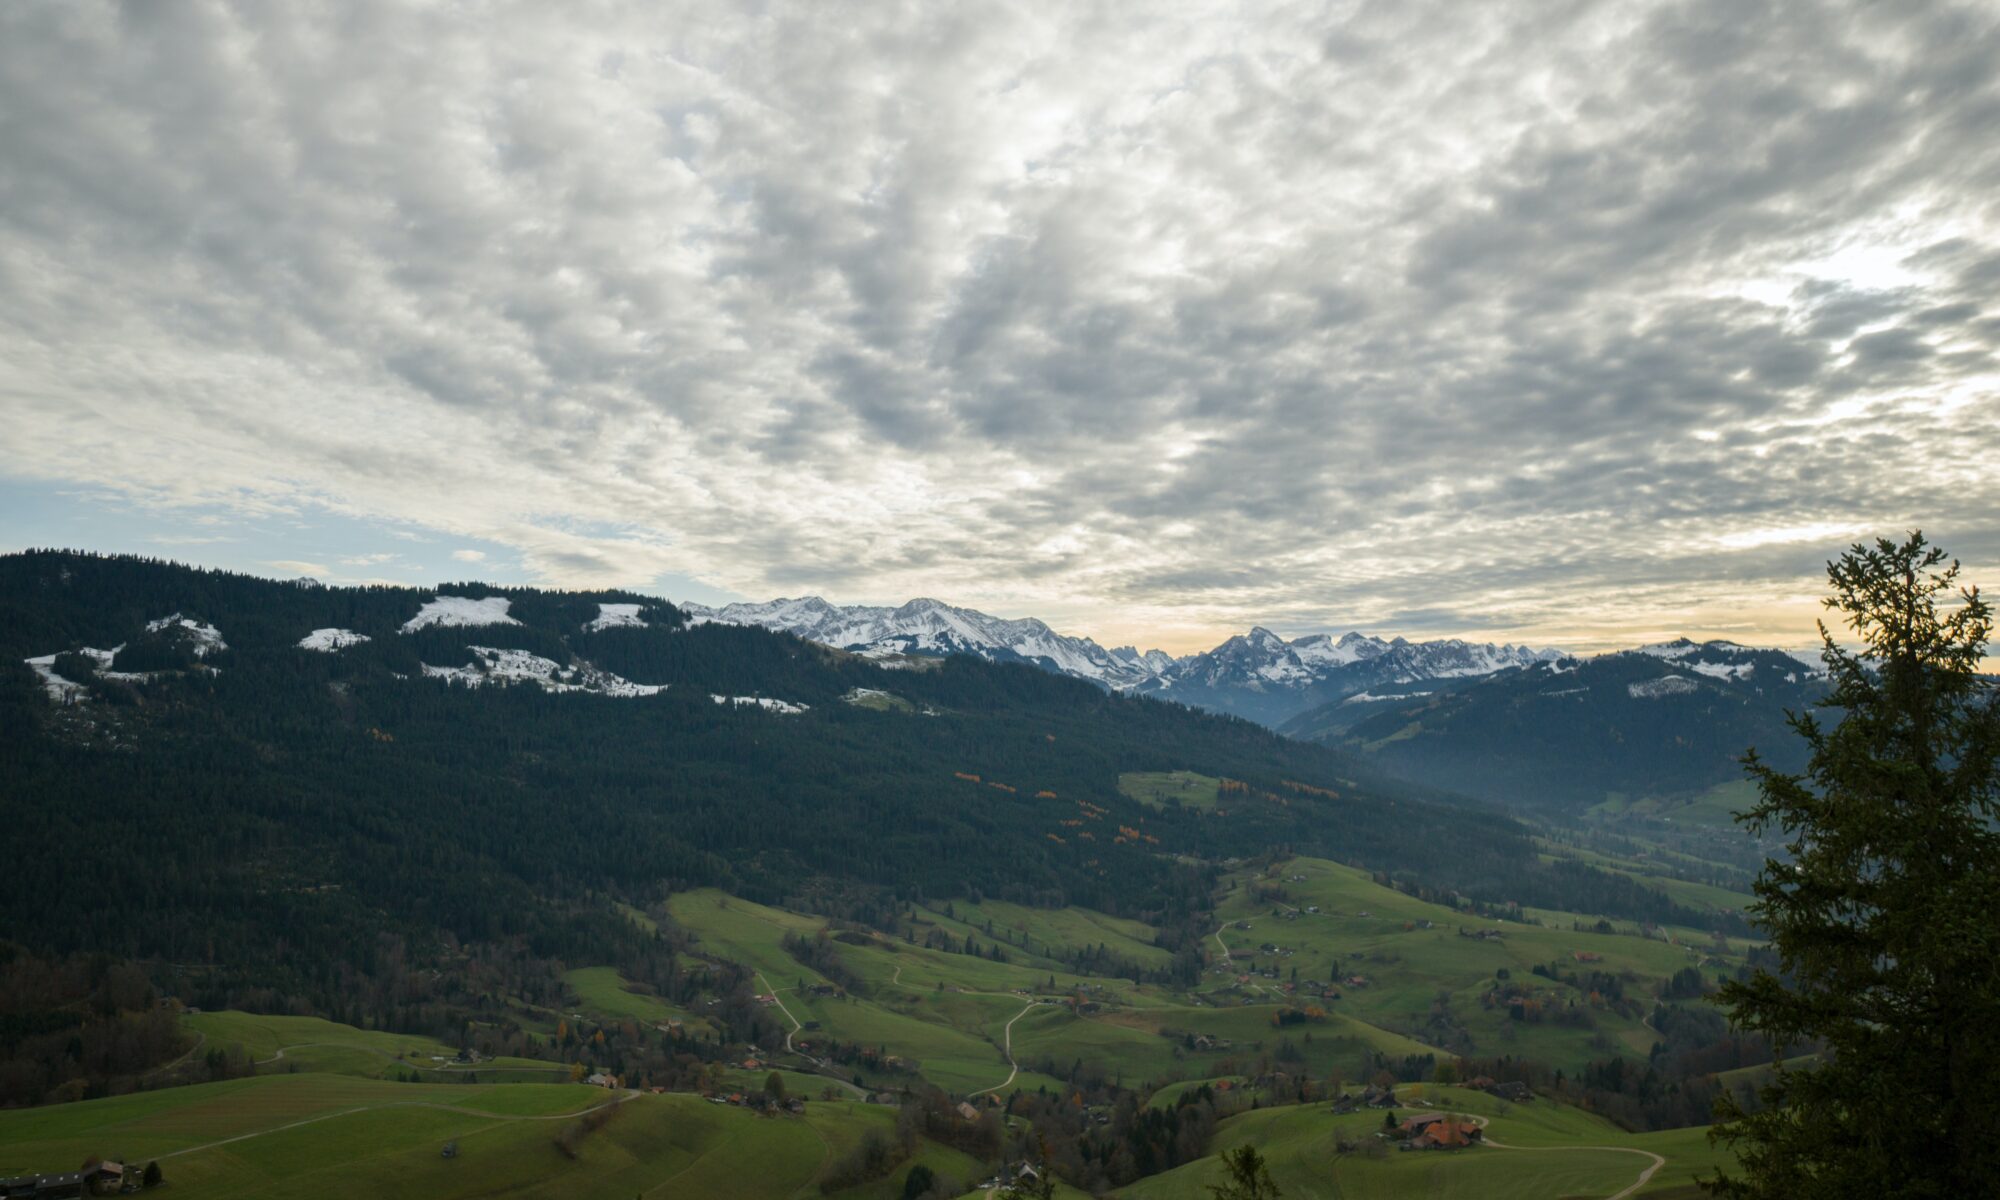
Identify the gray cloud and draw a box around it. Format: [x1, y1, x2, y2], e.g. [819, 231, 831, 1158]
[1, 0, 1996, 652]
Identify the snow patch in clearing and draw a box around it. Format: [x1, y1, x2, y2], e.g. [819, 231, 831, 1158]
[147, 614, 227, 655]
[23, 654, 86, 702]
[300, 628, 371, 652]
[1687, 660, 1754, 681]
[401, 596, 520, 633]
[586, 603, 647, 631]
[1341, 690, 1431, 704]
[1628, 675, 1701, 699]
[422, 646, 663, 697]
[711, 694, 809, 714]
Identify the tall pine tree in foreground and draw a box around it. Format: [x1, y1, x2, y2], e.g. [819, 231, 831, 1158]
[1707, 533, 1999, 1198]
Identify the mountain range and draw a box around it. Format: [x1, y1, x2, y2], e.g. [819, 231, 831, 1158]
[683, 596, 1834, 810]
[683, 595, 1564, 726]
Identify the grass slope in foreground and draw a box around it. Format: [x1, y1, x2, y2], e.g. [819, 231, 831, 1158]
[1119, 1084, 1730, 1199]
[0, 1073, 989, 1200]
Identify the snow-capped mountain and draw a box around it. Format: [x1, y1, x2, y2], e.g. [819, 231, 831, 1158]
[680, 596, 1563, 727]
[679, 596, 1169, 689]
[1129, 626, 1564, 726]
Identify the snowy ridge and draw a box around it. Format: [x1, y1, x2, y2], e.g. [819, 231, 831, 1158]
[422, 645, 663, 697]
[299, 628, 371, 652]
[681, 592, 1569, 725]
[1623, 638, 1819, 680]
[401, 595, 520, 633]
[681, 596, 1165, 689]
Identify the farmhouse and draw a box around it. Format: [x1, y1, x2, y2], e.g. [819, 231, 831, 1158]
[1406, 1119, 1482, 1150]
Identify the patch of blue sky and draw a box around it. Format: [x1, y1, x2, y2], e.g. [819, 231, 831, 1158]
[0, 476, 741, 606]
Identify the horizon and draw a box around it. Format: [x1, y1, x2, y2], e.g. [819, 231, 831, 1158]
[8, 542, 1849, 661]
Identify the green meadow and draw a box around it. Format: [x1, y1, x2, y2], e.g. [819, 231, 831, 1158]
[1118, 770, 1225, 811]
[1118, 1086, 1733, 1199]
[184, 1011, 567, 1080]
[1203, 857, 1747, 1071]
[0, 1073, 995, 1200]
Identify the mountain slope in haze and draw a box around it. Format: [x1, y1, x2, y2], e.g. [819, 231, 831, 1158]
[1282, 639, 1827, 810]
[7, 550, 1624, 1007]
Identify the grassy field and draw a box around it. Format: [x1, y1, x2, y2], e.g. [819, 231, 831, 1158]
[562, 966, 707, 1031]
[1202, 857, 1743, 1071]
[667, 861, 1735, 1099]
[1119, 770, 1224, 811]
[184, 1011, 567, 1081]
[0, 1073, 995, 1199]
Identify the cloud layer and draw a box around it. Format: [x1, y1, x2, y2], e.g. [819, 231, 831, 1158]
[2, 0, 1996, 650]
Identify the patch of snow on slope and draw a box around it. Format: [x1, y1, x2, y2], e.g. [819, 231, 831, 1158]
[401, 596, 520, 633]
[147, 614, 227, 655]
[300, 628, 371, 652]
[711, 694, 809, 714]
[1341, 690, 1431, 704]
[23, 654, 86, 702]
[1633, 639, 1699, 660]
[586, 603, 646, 631]
[422, 646, 663, 697]
[1687, 660, 1754, 680]
[1629, 675, 1702, 699]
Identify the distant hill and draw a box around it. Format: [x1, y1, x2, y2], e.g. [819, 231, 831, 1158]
[1281, 639, 1828, 811]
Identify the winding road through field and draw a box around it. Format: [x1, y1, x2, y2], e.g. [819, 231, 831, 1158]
[966, 998, 1037, 1098]
[754, 973, 867, 1098]
[1398, 1106, 1667, 1200]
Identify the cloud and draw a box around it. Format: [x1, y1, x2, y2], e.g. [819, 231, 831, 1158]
[0, 0, 1996, 653]
[450, 549, 487, 563]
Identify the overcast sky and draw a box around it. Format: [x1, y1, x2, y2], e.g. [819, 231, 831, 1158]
[3, 1, 1996, 654]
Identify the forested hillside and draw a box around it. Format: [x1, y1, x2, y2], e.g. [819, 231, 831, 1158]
[3, 552, 1638, 1000]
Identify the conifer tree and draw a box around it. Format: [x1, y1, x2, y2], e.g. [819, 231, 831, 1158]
[1707, 533, 1999, 1198]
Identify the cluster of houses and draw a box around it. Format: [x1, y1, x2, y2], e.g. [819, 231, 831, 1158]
[1, 1160, 143, 1197]
[976, 1160, 1045, 1192]
[1329, 1083, 1402, 1113]
[1465, 1076, 1534, 1102]
[702, 1090, 807, 1114]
